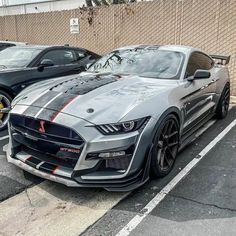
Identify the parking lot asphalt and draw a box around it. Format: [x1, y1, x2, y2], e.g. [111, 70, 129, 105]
[0, 106, 236, 236]
[83, 106, 236, 236]
[128, 123, 236, 236]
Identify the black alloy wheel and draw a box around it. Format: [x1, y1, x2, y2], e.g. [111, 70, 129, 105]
[216, 83, 230, 119]
[151, 114, 179, 177]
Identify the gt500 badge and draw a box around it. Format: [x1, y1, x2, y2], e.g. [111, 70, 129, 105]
[60, 147, 81, 154]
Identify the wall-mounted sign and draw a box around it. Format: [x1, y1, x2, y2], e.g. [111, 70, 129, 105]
[70, 18, 80, 34]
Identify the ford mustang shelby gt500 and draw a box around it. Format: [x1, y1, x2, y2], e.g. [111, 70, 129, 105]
[6, 45, 230, 191]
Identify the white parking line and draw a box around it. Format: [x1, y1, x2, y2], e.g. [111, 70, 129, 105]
[116, 118, 236, 236]
[0, 135, 9, 141]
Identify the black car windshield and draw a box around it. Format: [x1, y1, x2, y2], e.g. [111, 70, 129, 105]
[88, 48, 184, 79]
[0, 47, 42, 69]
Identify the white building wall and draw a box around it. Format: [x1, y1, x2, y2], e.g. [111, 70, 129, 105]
[0, 0, 52, 6]
[0, 0, 85, 16]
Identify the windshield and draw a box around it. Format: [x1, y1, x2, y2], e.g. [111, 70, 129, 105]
[88, 48, 184, 79]
[0, 47, 42, 69]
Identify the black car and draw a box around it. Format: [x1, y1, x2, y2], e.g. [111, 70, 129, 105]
[0, 41, 28, 51]
[0, 45, 100, 130]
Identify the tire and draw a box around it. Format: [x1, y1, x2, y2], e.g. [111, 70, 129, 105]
[215, 83, 230, 119]
[150, 114, 180, 178]
[0, 90, 12, 131]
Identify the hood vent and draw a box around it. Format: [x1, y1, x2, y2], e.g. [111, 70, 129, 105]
[50, 74, 119, 95]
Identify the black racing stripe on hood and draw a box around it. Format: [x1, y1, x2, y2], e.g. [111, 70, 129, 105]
[49, 74, 119, 95]
[37, 74, 119, 121]
[43, 93, 77, 112]
[23, 106, 42, 117]
[24, 74, 119, 120]
[37, 94, 78, 121]
[23, 91, 59, 117]
[36, 108, 58, 121]
[30, 91, 59, 107]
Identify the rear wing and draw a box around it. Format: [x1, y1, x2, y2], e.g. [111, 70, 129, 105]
[210, 55, 230, 65]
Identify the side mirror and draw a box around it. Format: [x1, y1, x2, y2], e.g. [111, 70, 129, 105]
[188, 70, 211, 81]
[85, 63, 93, 70]
[38, 59, 54, 71]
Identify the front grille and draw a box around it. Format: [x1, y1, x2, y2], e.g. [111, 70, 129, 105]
[10, 114, 84, 145]
[10, 114, 84, 169]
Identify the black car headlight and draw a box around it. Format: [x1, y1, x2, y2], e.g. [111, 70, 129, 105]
[96, 117, 149, 135]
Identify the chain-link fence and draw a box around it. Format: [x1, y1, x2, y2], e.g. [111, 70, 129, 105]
[0, 0, 235, 94]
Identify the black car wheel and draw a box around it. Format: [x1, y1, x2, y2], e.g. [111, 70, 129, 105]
[216, 83, 230, 119]
[151, 114, 179, 178]
[0, 90, 12, 131]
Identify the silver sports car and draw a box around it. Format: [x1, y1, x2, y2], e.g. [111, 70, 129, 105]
[6, 45, 230, 191]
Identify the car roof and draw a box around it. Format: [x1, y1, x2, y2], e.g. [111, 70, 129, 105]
[0, 41, 28, 45]
[159, 45, 199, 54]
[7, 44, 88, 51]
[11, 45, 52, 50]
[115, 44, 201, 55]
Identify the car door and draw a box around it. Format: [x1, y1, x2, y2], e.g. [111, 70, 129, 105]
[35, 48, 85, 77]
[182, 52, 216, 134]
[19, 48, 86, 89]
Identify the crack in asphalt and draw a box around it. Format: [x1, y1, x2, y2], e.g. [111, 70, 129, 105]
[169, 193, 236, 213]
[25, 189, 35, 208]
[23, 189, 36, 235]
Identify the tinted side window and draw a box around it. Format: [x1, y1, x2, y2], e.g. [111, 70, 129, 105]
[87, 51, 100, 60]
[74, 50, 87, 61]
[186, 52, 214, 77]
[40, 49, 76, 65]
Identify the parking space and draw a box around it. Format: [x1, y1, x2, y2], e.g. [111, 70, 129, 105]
[128, 123, 236, 236]
[0, 107, 235, 236]
[83, 106, 236, 236]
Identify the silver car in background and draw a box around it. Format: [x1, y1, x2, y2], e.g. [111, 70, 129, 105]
[6, 45, 230, 191]
[0, 41, 28, 51]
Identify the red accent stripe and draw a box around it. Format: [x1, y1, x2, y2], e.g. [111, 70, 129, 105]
[51, 95, 79, 122]
[52, 165, 60, 174]
[25, 156, 32, 162]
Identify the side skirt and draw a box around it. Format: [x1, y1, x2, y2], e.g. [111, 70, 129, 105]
[179, 112, 215, 151]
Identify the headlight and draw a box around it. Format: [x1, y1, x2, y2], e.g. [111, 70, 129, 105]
[96, 117, 149, 135]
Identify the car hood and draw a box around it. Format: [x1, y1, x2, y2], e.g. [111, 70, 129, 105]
[13, 72, 178, 124]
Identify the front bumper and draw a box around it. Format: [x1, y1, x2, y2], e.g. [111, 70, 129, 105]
[7, 151, 151, 191]
[7, 111, 156, 191]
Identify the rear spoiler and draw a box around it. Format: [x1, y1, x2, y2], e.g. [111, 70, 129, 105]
[210, 55, 230, 65]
